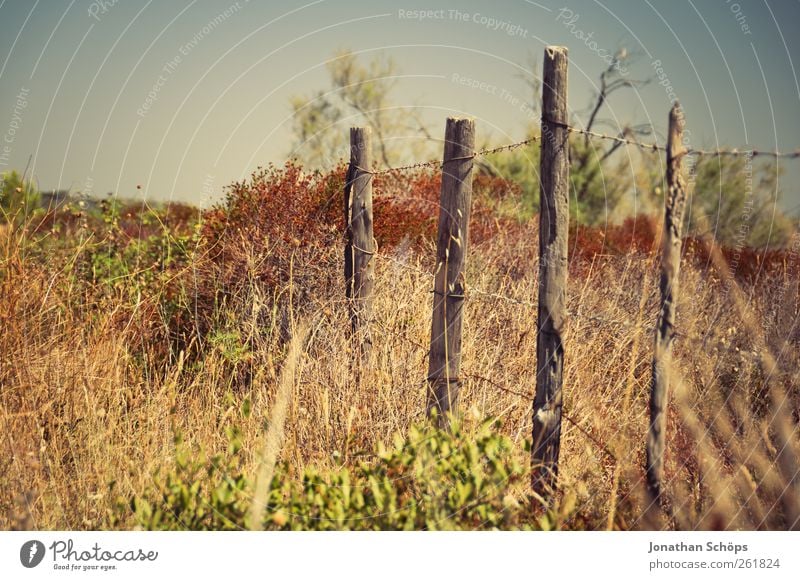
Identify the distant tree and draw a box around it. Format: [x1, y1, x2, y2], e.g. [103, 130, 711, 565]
[289, 50, 433, 169]
[567, 49, 652, 226]
[481, 146, 541, 219]
[484, 49, 646, 224]
[290, 49, 797, 247]
[477, 54, 541, 218]
[685, 155, 794, 248]
[289, 90, 344, 167]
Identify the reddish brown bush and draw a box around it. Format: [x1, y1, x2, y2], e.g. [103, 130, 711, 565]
[200, 162, 343, 292]
[684, 236, 794, 284]
[372, 170, 525, 250]
[372, 170, 439, 250]
[192, 162, 794, 345]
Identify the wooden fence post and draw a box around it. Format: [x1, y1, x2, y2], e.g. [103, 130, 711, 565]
[532, 46, 569, 497]
[426, 117, 475, 425]
[646, 103, 688, 509]
[344, 127, 375, 354]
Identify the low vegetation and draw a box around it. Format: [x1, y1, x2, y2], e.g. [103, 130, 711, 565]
[1, 161, 798, 530]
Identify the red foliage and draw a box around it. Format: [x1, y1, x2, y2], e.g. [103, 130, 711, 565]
[683, 236, 792, 284]
[190, 164, 534, 338]
[193, 161, 793, 333]
[200, 162, 343, 289]
[371, 170, 525, 250]
[191, 162, 346, 341]
[570, 216, 659, 263]
[372, 170, 439, 249]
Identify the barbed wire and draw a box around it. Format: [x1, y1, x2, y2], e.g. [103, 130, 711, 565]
[350, 122, 800, 179]
[372, 252, 433, 278]
[556, 123, 665, 153]
[462, 372, 618, 462]
[687, 148, 800, 159]
[373, 252, 539, 308]
[368, 246, 771, 363]
[565, 125, 800, 158]
[467, 287, 537, 308]
[564, 308, 763, 358]
[475, 136, 542, 157]
[369, 277, 758, 362]
[356, 137, 543, 177]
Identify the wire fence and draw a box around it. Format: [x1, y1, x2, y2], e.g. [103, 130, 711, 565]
[340, 52, 800, 504]
[365, 251, 768, 413]
[347, 113, 799, 351]
[353, 120, 800, 179]
[370, 242, 779, 346]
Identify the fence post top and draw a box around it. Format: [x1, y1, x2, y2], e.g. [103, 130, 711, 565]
[545, 45, 568, 56]
[446, 116, 475, 124]
[669, 102, 687, 129]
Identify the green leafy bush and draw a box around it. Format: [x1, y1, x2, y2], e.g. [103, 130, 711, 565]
[123, 418, 532, 530]
[1, 170, 39, 221]
[126, 429, 251, 531]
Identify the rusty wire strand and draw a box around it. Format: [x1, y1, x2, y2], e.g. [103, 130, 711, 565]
[347, 122, 799, 180]
[370, 250, 759, 359]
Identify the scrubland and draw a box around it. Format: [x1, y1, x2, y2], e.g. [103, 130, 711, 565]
[1, 164, 797, 530]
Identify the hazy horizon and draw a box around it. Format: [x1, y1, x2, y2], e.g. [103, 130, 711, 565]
[1, 0, 799, 214]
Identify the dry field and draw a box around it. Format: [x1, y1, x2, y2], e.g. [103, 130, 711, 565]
[1, 166, 798, 530]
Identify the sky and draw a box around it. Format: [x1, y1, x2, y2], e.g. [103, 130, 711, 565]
[0, 0, 799, 211]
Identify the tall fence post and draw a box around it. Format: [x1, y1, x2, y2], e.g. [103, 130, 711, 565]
[344, 127, 375, 356]
[532, 46, 569, 498]
[426, 117, 475, 425]
[646, 103, 688, 511]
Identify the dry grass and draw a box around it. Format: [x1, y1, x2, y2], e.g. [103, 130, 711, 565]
[0, 206, 798, 530]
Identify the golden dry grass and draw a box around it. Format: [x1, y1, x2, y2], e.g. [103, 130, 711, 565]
[0, 217, 798, 530]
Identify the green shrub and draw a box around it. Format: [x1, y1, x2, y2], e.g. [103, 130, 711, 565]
[122, 418, 532, 530]
[126, 429, 251, 531]
[1, 170, 39, 221]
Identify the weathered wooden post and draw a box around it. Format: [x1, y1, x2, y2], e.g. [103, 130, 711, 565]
[532, 46, 569, 498]
[426, 117, 475, 425]
[344, 127, 375, 354]
[646, 103, 688, 509]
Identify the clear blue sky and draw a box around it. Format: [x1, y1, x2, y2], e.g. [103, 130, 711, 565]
[1, 0, 798, 211]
